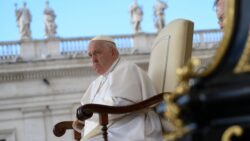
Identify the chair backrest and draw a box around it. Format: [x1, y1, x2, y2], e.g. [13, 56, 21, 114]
[148, 19, 194, 93]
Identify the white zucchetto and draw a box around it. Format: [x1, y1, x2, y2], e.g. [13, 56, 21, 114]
[91, 35, 115, 44]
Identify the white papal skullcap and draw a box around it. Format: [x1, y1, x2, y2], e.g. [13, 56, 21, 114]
[91, 35, 115, 44]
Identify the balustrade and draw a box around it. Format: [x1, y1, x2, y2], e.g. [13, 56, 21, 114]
[193, 29, 223, 49]
[0, 41, 20, 61]
[0, 29, 222, 63]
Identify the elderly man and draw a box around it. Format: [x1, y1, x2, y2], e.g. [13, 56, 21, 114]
[214, 0, 225, 29]
[73, 35, 163, 141]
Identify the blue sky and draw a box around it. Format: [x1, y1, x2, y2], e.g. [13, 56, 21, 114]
[0, 0, 218, 41]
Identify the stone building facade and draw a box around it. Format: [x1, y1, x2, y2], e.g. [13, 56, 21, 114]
[0, 30, 221, 141]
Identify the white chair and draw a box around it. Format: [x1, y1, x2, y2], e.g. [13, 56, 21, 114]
[149, 19, 193, 93]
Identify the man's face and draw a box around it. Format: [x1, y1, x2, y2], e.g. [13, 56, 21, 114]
[87, 40, 116, 75]
[216, 0, 225, 29]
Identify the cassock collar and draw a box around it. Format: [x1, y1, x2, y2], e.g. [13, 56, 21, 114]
[102, 57, 120, 78]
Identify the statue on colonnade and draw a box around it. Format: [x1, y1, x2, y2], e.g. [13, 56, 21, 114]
[44, 1, 57, 38]
[129, 0, 143, 33]
[15, 2, 32, 40]
[154, 0, 168, 32]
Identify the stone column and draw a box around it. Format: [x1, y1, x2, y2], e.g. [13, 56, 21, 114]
[22, 106, 47, 141]
[22, 107, 46, 141]
[50, 105, 74, 141]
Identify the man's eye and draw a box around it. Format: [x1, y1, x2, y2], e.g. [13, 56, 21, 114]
[93, 51, 101, 56]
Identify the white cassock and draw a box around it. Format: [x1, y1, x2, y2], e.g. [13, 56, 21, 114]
[80, 57, 163, 141]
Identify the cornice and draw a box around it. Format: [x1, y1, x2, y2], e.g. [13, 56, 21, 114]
[0, 66, 94, 82]
[0, 54, 150, 82]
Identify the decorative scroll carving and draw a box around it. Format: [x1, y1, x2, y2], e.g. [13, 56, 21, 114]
[164, 58, 200, 140]
[221, 125, 243, 141]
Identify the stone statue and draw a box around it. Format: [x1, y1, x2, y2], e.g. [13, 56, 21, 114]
[129, 0, 143, 33]
[154, 0, 168, 32]
[44, 1, 57, 38]
[15, 2, 32, 40]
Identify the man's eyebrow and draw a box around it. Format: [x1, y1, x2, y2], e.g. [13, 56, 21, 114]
[88, 50, 100, 56]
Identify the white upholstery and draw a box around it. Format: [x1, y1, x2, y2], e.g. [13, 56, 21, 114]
[148, 19, 194, 93]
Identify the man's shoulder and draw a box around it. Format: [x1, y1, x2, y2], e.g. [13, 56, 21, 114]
[118, 58, 138, 69]
[115, 58, 146, 75]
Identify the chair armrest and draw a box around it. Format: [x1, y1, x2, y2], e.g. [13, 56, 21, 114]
[54, 121, 73, 137]
[76, 92, 170, 140]
[53, 121, 81, 141]
[77, 92, 169, 120]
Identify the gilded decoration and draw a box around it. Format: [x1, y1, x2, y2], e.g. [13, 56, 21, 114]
[234, 35, 250, 73]
[163, 59, 200, 140]
[221, 125, 243, 141]
[163, 1, 237, 140]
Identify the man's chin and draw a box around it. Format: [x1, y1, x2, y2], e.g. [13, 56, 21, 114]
[94, 68, 102, 75]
